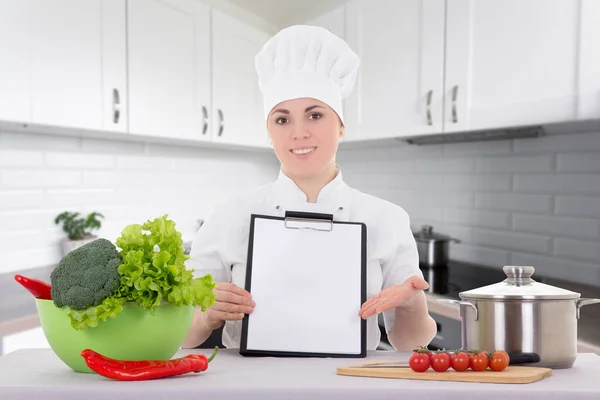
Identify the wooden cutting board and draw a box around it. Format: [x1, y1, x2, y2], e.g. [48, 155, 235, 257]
[336, 360, 552, 384]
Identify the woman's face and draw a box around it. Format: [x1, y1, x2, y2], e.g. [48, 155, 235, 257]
[267, 97, 343, 179]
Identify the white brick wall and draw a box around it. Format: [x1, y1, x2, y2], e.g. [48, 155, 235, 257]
[0, 130, 279, 274]
[2, 127, 600, 287]
[337, 130, 600, 286]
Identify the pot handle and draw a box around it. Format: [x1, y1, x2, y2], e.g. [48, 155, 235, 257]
[576, 298, 600, 319]
[508, 352, 541, 365]
[436, 299, 478, 321]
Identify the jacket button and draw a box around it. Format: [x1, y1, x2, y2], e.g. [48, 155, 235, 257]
[338, 206, 344, 211]
[276, 205, 281, 210]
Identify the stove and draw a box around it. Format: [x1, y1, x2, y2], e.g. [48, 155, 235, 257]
[419, 260, 509, 299]
[377, 260, 510, 351]
[418, 260, 509, 351]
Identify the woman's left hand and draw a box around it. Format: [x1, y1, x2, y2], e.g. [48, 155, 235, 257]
[358, 276, 429, 319]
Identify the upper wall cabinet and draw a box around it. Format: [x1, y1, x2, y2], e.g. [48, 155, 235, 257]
[0, 1, 29, 123]
[343, 0, 446, 142]
[211, 9, 271, 148]
[127, 0, 211, 141]
[444, 0, 600, 133]
[0, 0, 127, 132]
[333, 0, 600, 142]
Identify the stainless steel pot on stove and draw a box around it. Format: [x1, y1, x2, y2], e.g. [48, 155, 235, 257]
[439, 266, 600, 369]
[413, 225, 460, 268]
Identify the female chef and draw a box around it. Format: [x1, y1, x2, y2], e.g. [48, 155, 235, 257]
[183, 25, 437, 351]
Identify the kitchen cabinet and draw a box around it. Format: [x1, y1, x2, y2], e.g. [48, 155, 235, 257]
[0, 0, 127, 132]
[0, 1, 29, 123]
[334, 0, 600, 142]
[127, 0, 210, 141]
[211, 9, 271, 148]
[1, 327, 50, 356]
[343, 0, 446, 141]
[444, 0, 600, 133]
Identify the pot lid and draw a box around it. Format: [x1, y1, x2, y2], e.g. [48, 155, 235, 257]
[413, 225, 454, 242]
[459, 266, 580, 300]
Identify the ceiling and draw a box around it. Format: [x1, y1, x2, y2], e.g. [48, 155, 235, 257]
[216, 0, 350, 29]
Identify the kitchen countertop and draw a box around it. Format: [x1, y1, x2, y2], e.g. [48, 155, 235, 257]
[0, 266, 53, 337]
[1, 348, 600, 399]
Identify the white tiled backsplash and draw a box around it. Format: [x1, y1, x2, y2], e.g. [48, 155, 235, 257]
[1, 128, 600, 287]
[336, 130, 600, 286]
[0, 130, 279, 273]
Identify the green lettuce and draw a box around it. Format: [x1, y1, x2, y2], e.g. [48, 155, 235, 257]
[65, 215, 216, 330]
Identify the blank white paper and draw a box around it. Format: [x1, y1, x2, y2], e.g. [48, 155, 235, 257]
[245, 217, 364, 355]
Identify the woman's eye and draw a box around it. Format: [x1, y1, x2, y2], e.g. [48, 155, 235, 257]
[309, 113, 322, 120]
[276, 117, 288, 124]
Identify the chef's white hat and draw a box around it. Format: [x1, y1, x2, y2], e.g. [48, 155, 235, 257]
[255, 25, 359, 124]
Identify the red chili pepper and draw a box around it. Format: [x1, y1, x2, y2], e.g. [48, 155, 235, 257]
[81, 346, 219, 381]
[14, 274, 52, 300]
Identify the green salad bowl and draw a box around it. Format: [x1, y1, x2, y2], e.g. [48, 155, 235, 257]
[35, 299, 194, 373]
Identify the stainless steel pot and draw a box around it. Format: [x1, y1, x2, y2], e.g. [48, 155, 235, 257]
[413, 225, 460, 268]
[439, 266, 600, 369]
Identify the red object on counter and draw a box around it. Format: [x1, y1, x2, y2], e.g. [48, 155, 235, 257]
[80, 346, 219, 381]
[14, 274, 53, 300]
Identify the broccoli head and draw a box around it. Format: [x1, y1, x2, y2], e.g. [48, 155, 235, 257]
[51, 238, 123, 310]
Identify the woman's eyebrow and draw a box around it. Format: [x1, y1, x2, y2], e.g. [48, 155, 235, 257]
[272, 105, 324, 115]
[305, 105, 324, 112]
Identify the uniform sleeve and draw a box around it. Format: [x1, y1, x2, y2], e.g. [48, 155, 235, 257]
[380, 207, 424, 334]
[186, 207, 233, 284]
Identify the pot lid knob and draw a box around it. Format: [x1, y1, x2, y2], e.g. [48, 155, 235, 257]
[503, 265, 535, 285]
[421, 225, 434, 236]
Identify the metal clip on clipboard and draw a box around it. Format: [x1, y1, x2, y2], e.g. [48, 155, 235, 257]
[284, 211, 334, 232]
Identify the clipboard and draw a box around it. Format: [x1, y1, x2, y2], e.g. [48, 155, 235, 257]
[240, 211, 367, 358]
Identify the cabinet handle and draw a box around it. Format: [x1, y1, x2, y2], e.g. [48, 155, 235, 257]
[112, 88, 120, 124]
[451, 85, 459, 123]
[426, 89, 433, 126]
[217, 109, 224, 136]
[202, 105, 208, 135]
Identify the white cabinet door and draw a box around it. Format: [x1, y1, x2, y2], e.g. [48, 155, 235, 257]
[2, 327, 50, 356]
[444, 0, 593, 132]
[344, 0, 446, 141]
[212, 9, 271, 148]
[28, 0, 126, 132]
[127, 0, 211, 141]
[0, 1, 30, 123]
[577, 0, 600, 120]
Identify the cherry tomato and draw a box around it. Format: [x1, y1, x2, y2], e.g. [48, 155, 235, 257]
[489, 351, 510, 371]
[409, 352, 431, 373]
[470, 352, 489, 371]
[451, 352, 470, 372]
[430, 352, 451, 372]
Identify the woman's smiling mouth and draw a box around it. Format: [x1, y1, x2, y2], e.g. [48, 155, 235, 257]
[290, 147, 316, 155]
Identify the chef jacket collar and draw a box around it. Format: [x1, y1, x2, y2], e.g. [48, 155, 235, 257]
[274, 166, 346, 206]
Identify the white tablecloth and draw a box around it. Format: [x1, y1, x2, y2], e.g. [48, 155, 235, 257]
[1, 348, 600, 399]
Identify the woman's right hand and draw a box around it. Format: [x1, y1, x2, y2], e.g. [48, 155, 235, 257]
[204, 282, 255, 330]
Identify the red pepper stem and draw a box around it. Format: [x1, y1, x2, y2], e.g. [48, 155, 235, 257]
[207, 346, 219, 363]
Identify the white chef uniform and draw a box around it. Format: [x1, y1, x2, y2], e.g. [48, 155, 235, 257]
[187, 24, 423, 351]
[187, 167, 423, 351]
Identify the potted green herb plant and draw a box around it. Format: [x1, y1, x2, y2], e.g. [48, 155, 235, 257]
[54, 211, 104, 256]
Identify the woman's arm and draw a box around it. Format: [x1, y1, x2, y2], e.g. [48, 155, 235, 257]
[386, 290, 437, 351]
[359, 206, 437, 351]
[182, 309, 217, 348]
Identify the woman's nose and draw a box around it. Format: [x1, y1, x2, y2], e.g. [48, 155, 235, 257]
[291, 123, 310, 139]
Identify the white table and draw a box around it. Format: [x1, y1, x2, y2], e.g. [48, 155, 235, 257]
[1, 348, 600, 399]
